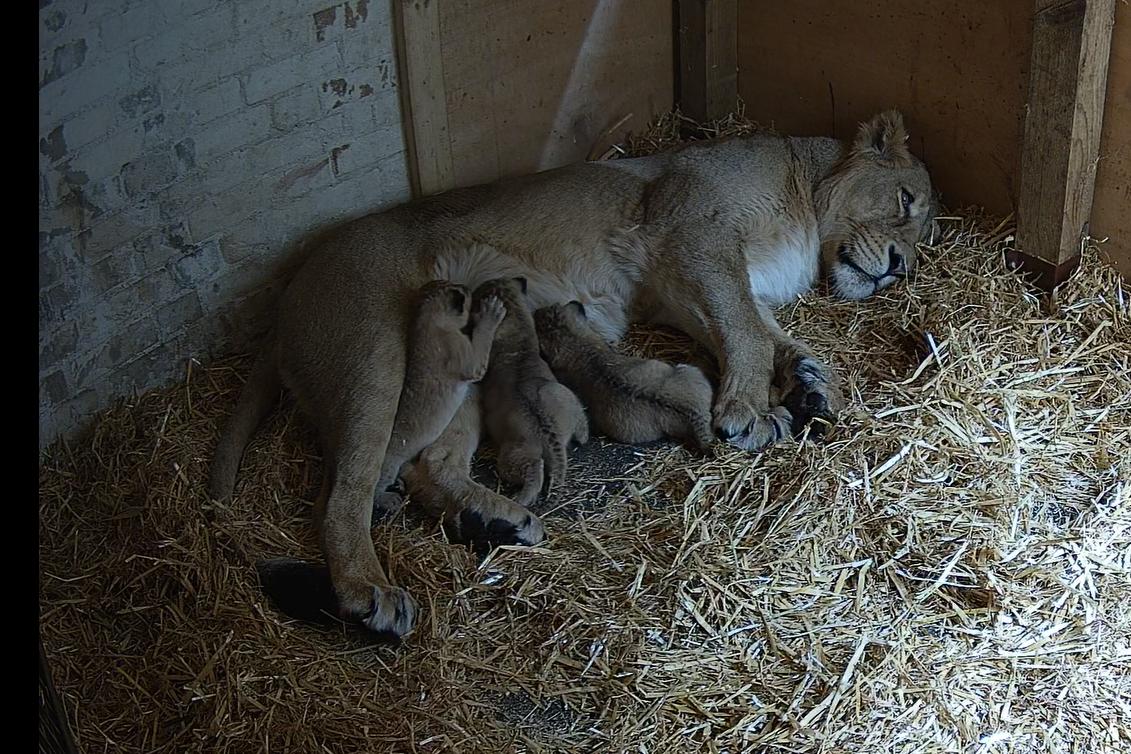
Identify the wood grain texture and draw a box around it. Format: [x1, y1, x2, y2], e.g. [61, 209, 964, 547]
[438, 0, 672, 188]
[395, 0, 456, 197]
[736, 1, 1033, 216]
[1016, 0, 1117, 267]
[1091, 0, 1131, 276]
[678, 0, 738, 123]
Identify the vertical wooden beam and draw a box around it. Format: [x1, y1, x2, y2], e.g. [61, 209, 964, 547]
[393, 0, 455, 197]
[678, 0, 737, 123]
[1011, 0, 1116, 289]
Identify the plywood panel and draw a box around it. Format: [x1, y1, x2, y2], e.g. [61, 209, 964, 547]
[737, 1, 1032, 216]
[1091, 0, 1131, 277]
[438, 0, 673, 188]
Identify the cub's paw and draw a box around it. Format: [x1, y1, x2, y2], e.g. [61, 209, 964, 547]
[712, 394, 793, 451]
[444, 492, 547, 556]
[780, 356, 841, 439]
[357, 585, 419, 644]
[371, 490, 405, 524]
[475, 295, 507, 329]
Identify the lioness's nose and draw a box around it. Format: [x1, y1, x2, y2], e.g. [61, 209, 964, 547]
[887, 246, 905, 275]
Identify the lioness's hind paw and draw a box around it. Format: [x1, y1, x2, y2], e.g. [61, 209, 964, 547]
[359, 586, 420, 644]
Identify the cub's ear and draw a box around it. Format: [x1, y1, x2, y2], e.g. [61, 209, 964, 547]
[567, 301, 587, 319]
[854, 109, 913, 167]
[513, 276, 528, 294]
[448, 287, 467, 313]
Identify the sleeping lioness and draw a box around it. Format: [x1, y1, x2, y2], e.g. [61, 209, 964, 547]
[209, 110, 937, 641]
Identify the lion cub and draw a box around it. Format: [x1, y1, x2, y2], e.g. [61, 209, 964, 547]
[534, 302, 714, 452]
[372, 280, 505, 515]
[474, 278, 589, 507]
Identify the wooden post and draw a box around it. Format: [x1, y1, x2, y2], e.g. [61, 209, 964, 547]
[1010, 0, 1117, 290]
[678, 0, 738, 123]
[393, 0, 455, 197]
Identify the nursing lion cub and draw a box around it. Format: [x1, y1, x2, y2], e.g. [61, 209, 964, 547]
[210, 110, 937, 641]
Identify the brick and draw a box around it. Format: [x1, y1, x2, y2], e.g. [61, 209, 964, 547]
[270, 85, 320, 132]
[193, 78, 244, 126]
[132, 7, 237, 71]
[41, 370, 70, 406]
[133, 222, 195, 269]
[75, 210, 153, 259]
[313, 5, 341, 43]
[68, 122, 142, 183]
[98, 2, 156, 51]
[40, 125, 67, 162]
[40, 321, 80, 367]
[121, 150, 177, 197]
[235, 0, 325, 35]
[172, 238, 225, 287]
[329, 122, 405, 177]
[40, 53, 129, 126]
[244, 43, 341, 104]
[191, 105, 271, 164]
[245, 127, 326, 178]
[136, 267, 190, 307]
[156, 291, 203, 331]
[90, 248, 142, 294]
[187, 180, 266, 236]
[62, 104, 113, 152]
[159, 0, 223, 26]
[40, 37, 88, 88]
[118, 83, 161, 119]
[95, 317, 160, 373]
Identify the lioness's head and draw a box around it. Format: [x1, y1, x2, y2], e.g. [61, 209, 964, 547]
[817, 110, 938, 300]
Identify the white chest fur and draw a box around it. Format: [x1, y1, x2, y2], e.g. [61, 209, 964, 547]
[744, 223, 820, 306]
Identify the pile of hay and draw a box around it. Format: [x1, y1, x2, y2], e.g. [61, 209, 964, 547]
[40, 114, 1129, 753]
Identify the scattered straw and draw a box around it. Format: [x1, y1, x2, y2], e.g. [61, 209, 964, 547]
[40, 115, 1130, 753]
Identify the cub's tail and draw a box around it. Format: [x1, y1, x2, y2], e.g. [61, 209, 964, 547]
[209, 336, 283, 501]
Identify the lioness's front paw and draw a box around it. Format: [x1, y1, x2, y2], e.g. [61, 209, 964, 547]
[358, 585, 420, 643]
[444, 494, 547, 556]
[712, 394, 793, 451]
[780, 356, 842, 438]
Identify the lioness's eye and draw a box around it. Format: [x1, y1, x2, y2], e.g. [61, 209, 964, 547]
[900, 188, 914, 214]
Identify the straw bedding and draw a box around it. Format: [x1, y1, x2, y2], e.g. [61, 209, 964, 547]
[40, 114, 1130, 753]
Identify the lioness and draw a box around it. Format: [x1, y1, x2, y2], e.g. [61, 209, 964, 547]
[534, 301, 715, 452]
[210, 110, 936, 640]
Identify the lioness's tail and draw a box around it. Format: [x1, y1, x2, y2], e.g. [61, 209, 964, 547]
[209, 336, 282, 501]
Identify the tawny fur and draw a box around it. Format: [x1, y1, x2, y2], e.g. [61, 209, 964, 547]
[474, 278, 589, 507]
[534, 302, 715, 452]
[400, 388, 546, 550]
[210, 111, 937, 638]
[371, 281, 505, 513]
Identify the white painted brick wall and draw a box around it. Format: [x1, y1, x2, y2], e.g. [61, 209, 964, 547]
[38, 0, 411, 452]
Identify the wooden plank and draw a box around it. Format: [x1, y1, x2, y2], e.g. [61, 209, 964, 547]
[736, 1, 1033, 216]
[1014, 0, 1117, 274]
[438, 0, 672, 188]
[1090, 0, 1131, 277]
[678, 0, 738, 123]
[393, 0, 455, 197]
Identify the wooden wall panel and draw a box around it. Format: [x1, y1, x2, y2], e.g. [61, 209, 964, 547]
[736, 1, 1032, 216]
[1091, 1, 1131, 277]
[437, 0, 672, 189]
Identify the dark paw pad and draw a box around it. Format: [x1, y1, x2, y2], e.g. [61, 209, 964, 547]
[446, 509, 523, 556]
[359, 587, 418, 645]
[783, 385, 835, 438]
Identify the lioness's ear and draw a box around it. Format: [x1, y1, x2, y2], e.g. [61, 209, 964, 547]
[567, 301, 587, 319]
[854, 110, 913, 167]
[448, 287, 467, 312]
[513, 276, 528, 294]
